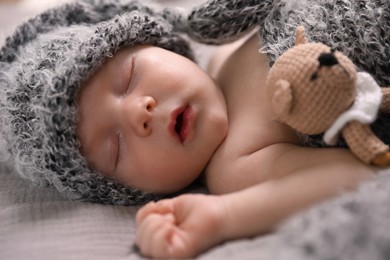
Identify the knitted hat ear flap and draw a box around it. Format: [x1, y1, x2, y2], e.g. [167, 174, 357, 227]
[0, 0, 193, 206]
[182, 0, 278, 44]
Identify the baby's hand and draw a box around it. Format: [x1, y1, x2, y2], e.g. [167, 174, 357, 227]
[135, 194, 227, 258]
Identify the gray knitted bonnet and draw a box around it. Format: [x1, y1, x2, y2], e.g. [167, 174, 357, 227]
[0, 0, 193, 205]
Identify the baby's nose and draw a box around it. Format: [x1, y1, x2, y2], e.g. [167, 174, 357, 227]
[128, 96, 156, 137]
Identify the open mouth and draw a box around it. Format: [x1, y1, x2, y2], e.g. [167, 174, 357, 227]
[169, 105, 194, 143]
[175, 112, 184, 137]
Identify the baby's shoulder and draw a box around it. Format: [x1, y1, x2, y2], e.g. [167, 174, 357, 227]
[203, 32, 302, 194]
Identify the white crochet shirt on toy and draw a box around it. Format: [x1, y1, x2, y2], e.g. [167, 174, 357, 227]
[324, 72, 383, 145]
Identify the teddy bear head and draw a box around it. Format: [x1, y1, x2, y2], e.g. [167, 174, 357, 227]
[266, 27, 357, 135]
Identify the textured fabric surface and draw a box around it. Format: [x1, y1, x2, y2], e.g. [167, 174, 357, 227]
[0, 163, 140, 260]
[3, 158, 390, 260]
[324, 73, 383, 146]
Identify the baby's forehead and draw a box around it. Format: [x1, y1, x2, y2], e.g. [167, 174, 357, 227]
[78, 45, 136, 91]
[81, 44, 167, 90]
[87, 44, 144, 76]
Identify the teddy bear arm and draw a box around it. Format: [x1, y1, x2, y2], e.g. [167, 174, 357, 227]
[342, 121, 390, 166]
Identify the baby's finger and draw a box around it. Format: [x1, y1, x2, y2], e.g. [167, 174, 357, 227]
[135, 201, 156, 226]
[136, 199, 175, 226]
[136, 214, 163, 248]
[148, 220, 177, 257]
[136, 213, 175, 254]
[156, 227, 194, 259]
[138, 217, 174, 257]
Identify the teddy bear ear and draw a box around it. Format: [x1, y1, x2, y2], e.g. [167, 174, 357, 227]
[271, 79, 293, 117]
[295, 26, 308, 46]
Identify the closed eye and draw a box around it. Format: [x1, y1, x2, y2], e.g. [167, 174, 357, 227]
[123, 56, 137, 95]
[115, 132, 125, 171]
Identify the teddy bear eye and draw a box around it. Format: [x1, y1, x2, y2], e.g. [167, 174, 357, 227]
[311, 72, 318, 81]
[318, 52, 338, 67]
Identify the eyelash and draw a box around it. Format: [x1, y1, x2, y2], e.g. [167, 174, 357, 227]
[123, 57, 136, 95]
[116, 132, 125, 167]
[115, 58, 135, 169]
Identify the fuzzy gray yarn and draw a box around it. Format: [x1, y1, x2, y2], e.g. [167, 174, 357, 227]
[0, 0, 193, 206]
[254, 170, 390, 260]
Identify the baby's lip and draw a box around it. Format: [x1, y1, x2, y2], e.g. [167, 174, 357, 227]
[168, 105, 195, 143]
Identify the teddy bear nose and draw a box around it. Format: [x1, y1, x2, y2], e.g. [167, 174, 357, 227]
[318, 52, 338, 67]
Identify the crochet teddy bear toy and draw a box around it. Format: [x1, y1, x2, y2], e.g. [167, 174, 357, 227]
[266, 26, 390, 166]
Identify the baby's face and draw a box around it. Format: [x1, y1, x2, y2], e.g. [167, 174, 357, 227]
[76, 45, 228, 194]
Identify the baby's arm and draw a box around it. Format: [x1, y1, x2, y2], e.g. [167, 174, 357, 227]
[216, 144, 374, 240]
[136, 144, 375, 258]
